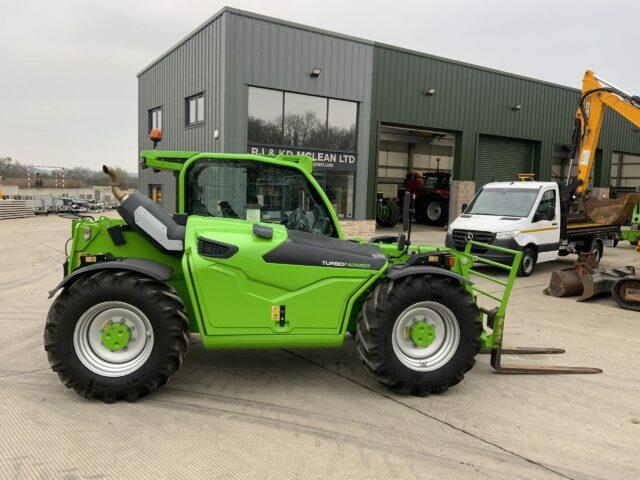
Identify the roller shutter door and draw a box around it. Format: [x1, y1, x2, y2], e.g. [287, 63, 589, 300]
[475, 135, 534, 190]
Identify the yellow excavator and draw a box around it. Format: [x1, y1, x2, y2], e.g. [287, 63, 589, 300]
[567, 69, 640, 225]
[545, 70, 640, 309]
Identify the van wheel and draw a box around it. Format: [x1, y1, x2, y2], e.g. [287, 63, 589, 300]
[590, 238, 604, 263]
[517, 248, 536, 277]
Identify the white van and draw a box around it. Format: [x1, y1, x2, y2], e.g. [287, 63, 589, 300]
[445, 181, 619, 276]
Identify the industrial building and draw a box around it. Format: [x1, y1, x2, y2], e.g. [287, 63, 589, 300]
[138, 7, 640, 235]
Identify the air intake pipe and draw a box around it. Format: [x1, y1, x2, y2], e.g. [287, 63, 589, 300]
[103, 165, 129, 202]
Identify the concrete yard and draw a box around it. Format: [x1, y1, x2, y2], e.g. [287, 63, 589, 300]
[1, 214, 639, 480]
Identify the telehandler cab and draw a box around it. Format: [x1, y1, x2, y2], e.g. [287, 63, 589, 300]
[44, 147, 599, 403]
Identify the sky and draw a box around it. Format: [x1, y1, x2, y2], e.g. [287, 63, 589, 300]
[1, 0, 639, 171]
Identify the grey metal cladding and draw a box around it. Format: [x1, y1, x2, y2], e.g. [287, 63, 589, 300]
[368, 44, 640, 205]
[138, 12, 226, 211]
[137, 7, 640, 218]
[223, 11, 374, 218]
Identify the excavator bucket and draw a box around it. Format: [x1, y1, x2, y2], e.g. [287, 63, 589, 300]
[543, 253, 599, 298]
[584, 193, 640, 225]
[544, 253, 636, 302]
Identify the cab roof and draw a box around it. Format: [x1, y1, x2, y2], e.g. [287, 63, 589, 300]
[482, 181, 554, 190]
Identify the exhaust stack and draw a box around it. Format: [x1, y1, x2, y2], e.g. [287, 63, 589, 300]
[102, 165, 129, 202]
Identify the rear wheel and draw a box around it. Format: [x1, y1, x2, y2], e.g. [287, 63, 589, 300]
[376, 199, 401, 228]
[590, 238, 604, 263]
[44, 271, 189, 403]
[356, 275, 481, 396]
[422, 194, 448, 226]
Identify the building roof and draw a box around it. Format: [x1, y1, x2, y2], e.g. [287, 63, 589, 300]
[137, 6, 579, 93]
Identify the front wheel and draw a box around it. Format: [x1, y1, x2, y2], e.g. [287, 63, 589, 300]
[356, 275, 482, 396]
[517, 247, 536, 277]
[44, 271, 189, 403]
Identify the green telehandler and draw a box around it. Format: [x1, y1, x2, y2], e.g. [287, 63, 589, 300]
[44, 147, 600, 403]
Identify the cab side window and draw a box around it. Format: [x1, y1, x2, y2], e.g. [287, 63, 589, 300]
[536, 189, 556, 220]
[186, 159, 336, 237]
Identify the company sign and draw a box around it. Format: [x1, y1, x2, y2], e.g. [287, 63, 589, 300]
[248, 144, 357, 172]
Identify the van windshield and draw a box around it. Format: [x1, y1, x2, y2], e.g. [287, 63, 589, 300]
[466, 188, 539, 217]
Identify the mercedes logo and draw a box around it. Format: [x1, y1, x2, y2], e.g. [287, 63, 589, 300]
[465, 232, 474, 241]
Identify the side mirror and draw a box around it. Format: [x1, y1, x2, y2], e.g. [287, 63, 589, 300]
[402, 191, 412, 231]
[461, 203, 468, 213]
[545, 206, 555, 221]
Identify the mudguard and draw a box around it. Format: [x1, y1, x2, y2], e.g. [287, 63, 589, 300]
[385, 264, 472, 284]
[48, 258, 174, 298]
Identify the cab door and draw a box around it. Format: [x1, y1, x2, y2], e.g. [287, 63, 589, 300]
[181, 156, 382, 337]
[530, 188, 560, 262]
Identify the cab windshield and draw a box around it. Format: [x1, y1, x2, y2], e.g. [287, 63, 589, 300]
[186, 159, 336, 237]
[466, 188, 539, 217]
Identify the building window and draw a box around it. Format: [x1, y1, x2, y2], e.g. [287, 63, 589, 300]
[149, 184, 163, 203]
[149, 107, 162, 132]
[186, 93, 205, 126]
[314, 170, 354, 219]
[248, 88, 283, 144]
[247, 86, 357, 152]
[327, 99, 357, 151]
[283, 92, 327, 149]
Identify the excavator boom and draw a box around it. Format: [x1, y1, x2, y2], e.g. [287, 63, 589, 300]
[572, 70, 640, 224]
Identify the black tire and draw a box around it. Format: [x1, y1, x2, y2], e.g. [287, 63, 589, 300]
[44, 270, 189, 403]
[413, 196, 427, 222]
[355, 275, 482, 396]
[517, 247, 536, 277]
[590, 238, 604, 263]
[422, 193, 449, 226]
[376, 199, 401, 228]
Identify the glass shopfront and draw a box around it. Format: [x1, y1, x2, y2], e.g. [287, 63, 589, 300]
[247, 86, 357, 219]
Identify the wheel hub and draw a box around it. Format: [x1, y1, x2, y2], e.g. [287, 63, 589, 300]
[408, 321, 436, 347]
[73, 302, 154, 378]
[101, 321, 132, 351]
[427, 202, 441, 220]
[392, 302, 460, 372]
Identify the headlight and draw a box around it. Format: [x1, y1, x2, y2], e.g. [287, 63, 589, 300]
[447, 225, 453, 235]
[496, 230, 519, 240]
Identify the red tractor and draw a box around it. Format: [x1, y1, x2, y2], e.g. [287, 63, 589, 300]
[376, 170, 451, 228]
[407, 170, 451, 226]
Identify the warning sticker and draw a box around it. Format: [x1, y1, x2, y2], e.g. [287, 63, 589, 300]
[271, 306, 280, 321]
[579, 149, 591, 166]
